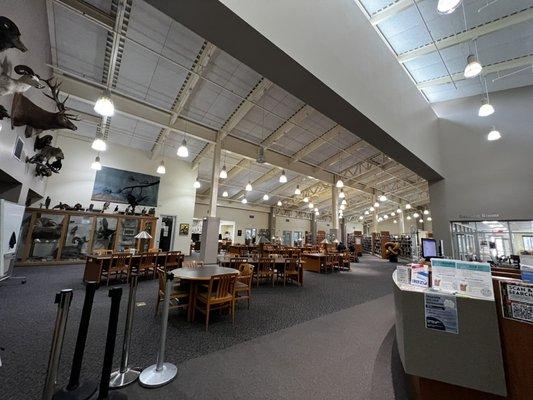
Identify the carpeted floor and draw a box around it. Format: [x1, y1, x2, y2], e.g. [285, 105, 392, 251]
[0, 256, 410, 400]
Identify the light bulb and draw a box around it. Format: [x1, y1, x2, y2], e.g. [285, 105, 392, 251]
[405, 204, 412, 210]
[487, 127, 501, 141]
[279, 170, 287, 183]
[478, 99, 494, 117]
[277, 200, 282, 206]
[94, 93, 114, 117]
[359, 216, 364, 220]
[437, 0, 463, 14]
[373, 202, 380, 208]
[263, 193, 269, 201]
[241, 198, 247, 204]
[303, 197, 309, 203]
[308, 202, 314, 209]
[336, 178, 344, 188]
[396, 208, 402, 213]
[91, 134, 107, 151]
[391, 212, 396, 217]
[413, 212, 420, 218]
[419, 219, 424, 223]
[156, 160, 166, 174]
[379, 195, 387, 202]
[369, 207, 375, 212]
[364, 210, 369, 215]
[383, 214, 389, 219]
[393, 219, 398, 224]
[340, 204, 345, 210]
[193, 179, 201, 189]
[464, 54, 482, 78]
[91, 156, 102, 170]
[315, 211, 319, 216]
[339, 189, 345, 199]
[219, 165, 227, 179]
[427, 217, 432, 221]
[378, 217, 383, 222]
[177, 139, 189, 158]
[245, 181, 252, 191]
[222, 190, 228, 197]
[341, 199, 347, 205]
[423, 209, 429, 215]
[406, 215, 412, 220]
[294, 185, 301, 195]
[314, 207, 318, 212]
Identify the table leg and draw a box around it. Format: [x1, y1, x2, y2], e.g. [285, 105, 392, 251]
[187, 282, 195, 322]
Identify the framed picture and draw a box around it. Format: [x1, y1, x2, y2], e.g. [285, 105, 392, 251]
[12, 136, 24, 161]
[179, 223, 189, 236]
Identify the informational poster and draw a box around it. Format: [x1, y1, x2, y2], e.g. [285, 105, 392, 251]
[424, 292, 458, 334]
[396, 265, 411, 285]
[410, 264, 429, 287]
[431, 259, 457, 293]
[455, 261, 494, 300]
[500, 281, 533, 324]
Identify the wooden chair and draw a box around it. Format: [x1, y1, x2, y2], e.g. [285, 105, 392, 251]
[282, 258, 301, 286]
[183, 260, 204, 268]
[235, 263, 254, 309]
[341, 252, 351, 271]
[256, 258, 276, 287]
[101, 253, 131, 285]
[229, 257, 247, 271]
[332, 254, 341, 272]
[155, 268, 189, 316]
[193, 273, 238, 331]
[163, 251, 183, 271]
[137, 252, 157, 278]
[148, 247, 161, 253]
[323, 254, 334, 273]
[93, 248, 113, 256]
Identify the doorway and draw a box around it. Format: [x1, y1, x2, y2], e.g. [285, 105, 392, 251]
[159, 215, 175, 252]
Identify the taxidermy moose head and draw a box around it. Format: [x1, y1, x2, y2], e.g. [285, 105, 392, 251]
[0, 57, 44, 96]
[0, 16, 27, 53]
[11, 77, 79, 137]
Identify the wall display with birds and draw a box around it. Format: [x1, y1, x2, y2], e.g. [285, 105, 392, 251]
[11, 77, 79, 137]
[0, 104, 9, 119]
[26, 134, 64, 177]
[0, 58, 44, 96]
[0, 16, 27, 53]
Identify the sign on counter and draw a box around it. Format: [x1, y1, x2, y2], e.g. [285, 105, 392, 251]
[410, 264, 429, 288]
[431, 259, 457, 293]
[455, 261, 494, 300]
[396, 265, 411, 285]
[500, 281, 533, 324]
[424, 292, 458, 334]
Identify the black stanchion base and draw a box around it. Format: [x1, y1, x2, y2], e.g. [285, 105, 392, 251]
[53, 381, 98, 400]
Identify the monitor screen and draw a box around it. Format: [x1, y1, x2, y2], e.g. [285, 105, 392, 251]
[421, 238, 437, 259]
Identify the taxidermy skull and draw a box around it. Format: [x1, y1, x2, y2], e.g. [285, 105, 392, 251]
[0, 16, 27, 53]
[0, 57, 44, 96]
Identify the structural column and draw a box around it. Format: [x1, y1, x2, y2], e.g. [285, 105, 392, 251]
[372, 194, 378, 234]
[310, 213, 317, 245]
[399, 210, 406, 234]
[330, 185, 339, 240]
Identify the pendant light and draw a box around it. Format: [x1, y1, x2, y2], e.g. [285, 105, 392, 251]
[94, 90, 114, 117]
[219, 165, 227, 179]
[487, 127, 501, 141]
[396, 208, 402, 214]
[315, 210, 319, 216]
[245, 181, 253, 192]
[359, 216, 364, 220]
[405, 203, 412, 210]
[294, 185, 301, 195]
[222, 190, 228, 197]
[378, 217, 383, 222]
[303, 196, 309, 203]
[277, 200, 282, 206]
[464, 54, 482, 78]
[341, 199, 347, 205]
[478, 98, 494, 117]
[263, 193, 269, 201]
[373, 202, 380, 208]
[340, 204, 345, 211]
[383, 214, 389, 220]
[241, 197, 247, 204]
[335, 178, 344, 188]
[193, 179, 201, 189]
[177, 139, 189, 158]
[279, 169, 287, 183]
[314, 207, 318, 212]
[91, 155, 102, 170]
[369, 206, 375, 212]
[91, 132, 107, 151]
[423, 209, 430, 215]
[364, 210, 369, 215]
[427, 217, 433, 222]
[393, 219, 398, 224]
[406, 215, 412, 221]
[437, 0, 462, 14]
[413, 212, 420, 218]
[339, 189, 345, 199]
[378, 195, 387, 202]
[391, 212, 396, 217]
[308, 202, 314, 209]
[156, 160, 166, 174]
[419, 219, 424, 223]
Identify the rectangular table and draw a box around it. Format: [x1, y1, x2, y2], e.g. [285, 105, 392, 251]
[217, 256, 304, 286]
[300, 253, 327, 273]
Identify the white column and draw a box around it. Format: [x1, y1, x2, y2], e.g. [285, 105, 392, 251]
[331, 185, 339, 240]
[399, 211, 406, 234]
[209, 134, 222, 217]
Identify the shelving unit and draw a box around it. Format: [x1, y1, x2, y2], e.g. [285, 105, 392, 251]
[362, 236, 372, 253]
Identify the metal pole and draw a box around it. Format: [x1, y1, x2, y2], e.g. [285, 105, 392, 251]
[139, 272, 177, 387]
[42, 289, 73, 400]
[109, 275, 141, 388]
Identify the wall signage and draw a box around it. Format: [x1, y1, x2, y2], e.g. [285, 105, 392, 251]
[500, 281, 533, 325]
[424, 293, 458, 334]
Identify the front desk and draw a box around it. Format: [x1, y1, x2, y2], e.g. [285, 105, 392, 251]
[393, 271, 507, 399]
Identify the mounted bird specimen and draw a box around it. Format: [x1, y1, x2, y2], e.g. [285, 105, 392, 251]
[0, 104, 9, 119]
[11, 77, 79, 137]
[0, 58, 44, 96]
[26, 134, 65, 177]
[0, 16, 27, 53]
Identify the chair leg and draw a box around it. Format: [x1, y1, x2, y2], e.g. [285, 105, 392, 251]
[232, 300, 235, 326]
[205, 304, 210, 331]
[155, 295, 160, 316]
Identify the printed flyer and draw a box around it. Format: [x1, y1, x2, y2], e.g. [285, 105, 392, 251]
[424, 292, 458, 334]
[431, 259, 457, 293]
[455, 261, 494, 300]
[396, 265, 411, 285]
[410, 264, 429, 287]
[500, 281, 533, 324]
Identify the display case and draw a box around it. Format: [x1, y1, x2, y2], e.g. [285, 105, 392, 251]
[16, 208, 157, 266]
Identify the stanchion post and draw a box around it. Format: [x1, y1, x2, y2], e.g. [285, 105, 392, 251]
[42, 289, 73, 400]
[109, 274, 141, 388]
[139, 272, 177, 388]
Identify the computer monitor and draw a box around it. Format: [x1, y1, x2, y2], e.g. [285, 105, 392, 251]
[421, 238, 437, 260]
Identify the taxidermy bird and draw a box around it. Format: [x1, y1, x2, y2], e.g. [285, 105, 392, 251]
[0, 104, 8, 119]
[0, 58, 44, 96]
[114, 205, 119, 212]
[0, 17, 27, 53]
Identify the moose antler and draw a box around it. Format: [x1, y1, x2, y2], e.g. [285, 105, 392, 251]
[41, 77, 80, 121]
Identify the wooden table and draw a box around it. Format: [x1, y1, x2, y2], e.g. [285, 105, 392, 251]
[171, 266, 239, 321]
[217, 256, 304, 285]
[300, 253, 327, 273]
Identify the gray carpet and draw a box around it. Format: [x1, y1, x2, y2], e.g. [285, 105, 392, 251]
[0, 257, 409, 400]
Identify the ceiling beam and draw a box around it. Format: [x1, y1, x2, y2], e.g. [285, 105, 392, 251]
[398, 8, 533, 63]
[369, 0, 421, 26]
[289, 124, 343, 163]
[53, 0, 114, 28]
[417, 54, 533, 89]
[229, 167, 280, 200]
[317, 140, 369, 169]
[261, 104, 314, 147]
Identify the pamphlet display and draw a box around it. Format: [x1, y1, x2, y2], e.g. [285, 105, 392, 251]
[431, 259, 457, 293]
[424, 292, 458, 334]
[456, 261, 494, 300]
[500, 281, 533, 324]
[410, 264, 429, 287]
[396, 265, 411, 285]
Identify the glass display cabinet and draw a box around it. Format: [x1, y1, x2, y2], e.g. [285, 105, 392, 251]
[16, 208, 157, 266]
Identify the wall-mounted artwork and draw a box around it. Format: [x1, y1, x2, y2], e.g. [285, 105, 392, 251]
[92, 166, 160, 207]
[179, 223, 189, 236]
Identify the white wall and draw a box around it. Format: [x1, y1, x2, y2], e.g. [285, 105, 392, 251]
[0, 0, 54, 204]
[44, 133, 197, 253]
[273, 215, 310, 238]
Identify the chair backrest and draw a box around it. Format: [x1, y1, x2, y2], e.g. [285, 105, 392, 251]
[183, 260, 204, 268]
[139, 252, 156, 267]
[259, 258, 275, 271]
[156, 267, 166, 294]
[284, 258, 299, 272]
[148, 247, 161, 253]
[207, 273, 237, 299]
[239, 263, 254, 276]
[111, 252, 131, 269]
[229, 257, 247, 270]
[164, 251, 182, 268]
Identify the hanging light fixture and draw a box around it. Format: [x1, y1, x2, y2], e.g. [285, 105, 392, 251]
[91, 132, 107, 151]
[464, 54, 482, 78]
[308, 202, 314, 209]
[487, 127, 501, 141]
[359, 216, 364, 220]
[263, 193, 269, 201]
[156, 160, 166, 174]
[406, 215, 412, 220]
[393, 219, 398, 224]
[379, 195, 387, 202]
[391, 212, 396, 217]
[341, 199, 347, 205]
[413, 212, 420, 218]
[396, 208, 402, 214]
[383, 214, 389, 219]
[303, 196, 309, 203]
[478, 98, 494, 117]
[364, 210, 369, 215]
[340, 204, 346, 211]
[427, 217, 433, 222]
[279, 169, 287, 183]
[94, 90, 114, 117]
[335, 177, 344, 188]
[419, 219, 424, 223]
[437, 0, 463, 14]
[219, 165, 228, 179]
[378, 217, 383, 222]
[277, 200, 282, 206]
[245, 181, 253, 191]
[369, 206, 375, 212]
[177, 139, 189, 158]
[193, 179, 201, 189]
[423, 209, 430, 215]
[405, 204, 412, 210]
[222, 190, 228, 197]
[314, 207, 318, 212]
[91, 155, 102, 170]
[339, 189, 346, 199]
[294, 185, 301, 195]
[241, 197, 247, 204]
[315, 210, 319, 216]
[373, 202, 380, 208]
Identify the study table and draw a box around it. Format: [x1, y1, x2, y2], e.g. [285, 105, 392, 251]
[217, 256, 304, 285]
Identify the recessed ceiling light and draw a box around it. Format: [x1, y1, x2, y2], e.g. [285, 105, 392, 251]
[364, 210, 369, 215]
[423, 209, 430, 215]
[339, 189, 345, 199]
[359, 216, 364, 220]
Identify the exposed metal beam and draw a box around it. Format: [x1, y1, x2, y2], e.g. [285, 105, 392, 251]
[261, 104, 314, 147]
[290, 124, 344, 163]
[53, 0, 115, 28]
[417, 54, 533, 89]
[398, 8, 533, 63]
[317, 140, 369, 169]
[369, 0, 421, 26]
[230, 167, 280, 200]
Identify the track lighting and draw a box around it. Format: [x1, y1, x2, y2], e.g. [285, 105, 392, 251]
[294, 185, 301, 195]
[193, 179, 201, 189]
[478, 98, 494, 117]
[279, 170, 287, 183]
[339, 189, 345, 199]
[94, 91, 114, 117]
[91, 155, 102, 170]
[464, 54, 482, 79]
[91, 132, 107, 151]
[277, 200, 282, 206]
[335, 178, 344, 188]
[241, 198, 247, 204]
[177, 139, 189, 158]
[263, 193, 269, 201]
[303, 197, 309, 203]
[222, 190, 228, 197]
[156, 160, 166, 174]
[405, 204, 412, 210]
[219, 165, 227, 179]
[378, 195, 387, 202]
[487, 127, 501, 141]
[437, 0, 463, 14]
[245, 181, 252, 191]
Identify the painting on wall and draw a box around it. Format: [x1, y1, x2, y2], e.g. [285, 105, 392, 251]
[92, 166, 160, 206]
[179, 223, 190, 236]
